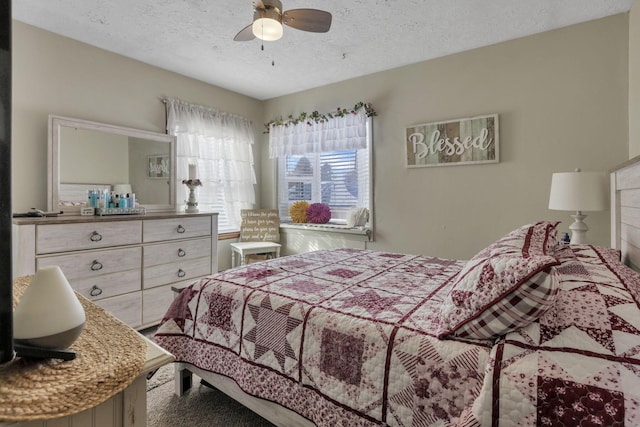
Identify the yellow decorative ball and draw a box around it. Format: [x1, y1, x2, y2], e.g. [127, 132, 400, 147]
[289, 201, 310, 223]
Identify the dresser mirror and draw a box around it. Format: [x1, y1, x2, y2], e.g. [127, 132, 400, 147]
[48, 115, 177, 214]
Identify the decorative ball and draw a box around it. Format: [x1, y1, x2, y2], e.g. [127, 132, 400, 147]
[306, 203, 331, 224]
[289, 201, 310, 223]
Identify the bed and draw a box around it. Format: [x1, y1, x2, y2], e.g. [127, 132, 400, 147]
[154, 158, 640, 426]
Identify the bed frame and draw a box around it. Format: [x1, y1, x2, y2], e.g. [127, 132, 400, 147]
[172, 156, 640, 427]
[610, 155, 640, 271]
[174, 363, 313, 426]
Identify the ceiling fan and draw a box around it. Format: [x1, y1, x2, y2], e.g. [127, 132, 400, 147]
[234, 0, 332, 42]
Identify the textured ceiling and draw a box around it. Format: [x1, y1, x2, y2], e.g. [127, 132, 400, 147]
[12, 0, 635, 100]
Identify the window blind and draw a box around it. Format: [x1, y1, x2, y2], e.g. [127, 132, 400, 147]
[278, 147, 369, 222]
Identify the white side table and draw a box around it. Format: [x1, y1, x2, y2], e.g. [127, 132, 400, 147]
[230, 242, 282, 267]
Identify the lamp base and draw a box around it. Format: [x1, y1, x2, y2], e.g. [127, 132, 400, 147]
[14, 322, 85, 350]
[14, 343, 76, 361]
[569, 212, 589, 244]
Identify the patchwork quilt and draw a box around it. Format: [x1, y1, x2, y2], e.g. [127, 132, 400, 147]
[155, 245, 640, 426]
[470, 245, 640, 426]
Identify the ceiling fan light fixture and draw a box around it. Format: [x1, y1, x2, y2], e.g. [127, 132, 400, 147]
[252, 9, 283, 41]
[234, 0, 331, 42]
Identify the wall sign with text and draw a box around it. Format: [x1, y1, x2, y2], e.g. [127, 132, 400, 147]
[240, 209, 280, 242]
[405, 114, 499, 168]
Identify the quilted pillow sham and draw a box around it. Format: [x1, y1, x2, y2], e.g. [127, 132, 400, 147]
[437, 255, 560, 339]
[437, 221, 561, 340]
[473, 221, 560, 258]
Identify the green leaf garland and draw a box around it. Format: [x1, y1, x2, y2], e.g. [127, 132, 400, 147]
[264, 102, 377, 134]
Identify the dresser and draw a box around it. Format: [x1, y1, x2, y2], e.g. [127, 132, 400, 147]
[12, 212, 218, 329]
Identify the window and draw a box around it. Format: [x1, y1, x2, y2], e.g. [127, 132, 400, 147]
[269, 105, 374, 227]
[191, 178, 234, 232]
[166, 98, 256, 233]
[276, 121, 371, 224]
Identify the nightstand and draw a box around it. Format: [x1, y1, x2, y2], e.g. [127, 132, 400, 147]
[230, 241, 282, 267]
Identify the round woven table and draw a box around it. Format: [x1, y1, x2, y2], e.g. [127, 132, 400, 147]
[0, 276, 147, 422]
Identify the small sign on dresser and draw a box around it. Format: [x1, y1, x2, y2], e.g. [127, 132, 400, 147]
[239, 210, 280, 242]
[80, 207, 95, 216]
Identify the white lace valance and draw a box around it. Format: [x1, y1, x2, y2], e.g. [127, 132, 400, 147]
[268, 107, 368, 158]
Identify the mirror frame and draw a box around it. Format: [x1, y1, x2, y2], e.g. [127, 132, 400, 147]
[48, 115, 177, 215]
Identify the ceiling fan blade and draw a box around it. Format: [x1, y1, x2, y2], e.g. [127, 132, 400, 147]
[234, 23, 256, 41]
[283, 9, 332, 33]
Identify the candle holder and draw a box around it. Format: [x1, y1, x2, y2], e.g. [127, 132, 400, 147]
[182, 179, 202, 213]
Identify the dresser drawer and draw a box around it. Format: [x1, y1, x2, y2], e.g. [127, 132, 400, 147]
[143, 256, 212, 289]
[71, 269, 141, 301]
[37, 247, 142, 280]
[143, 217, 211, 243]
[95, 292, 142, 328]
[143, 237, 211, 267]
[36, 221, 142, 254]
[143, 284, 175, 326]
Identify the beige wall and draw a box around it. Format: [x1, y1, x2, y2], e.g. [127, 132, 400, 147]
[630, 0, 640, 157]
[262, 15, 629, 259]
[12, 21, 264, 213]
[12, 15, 631, 261]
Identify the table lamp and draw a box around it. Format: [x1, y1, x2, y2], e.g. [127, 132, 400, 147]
[13, 266, 85, 360]
[548, 168, 607, 244]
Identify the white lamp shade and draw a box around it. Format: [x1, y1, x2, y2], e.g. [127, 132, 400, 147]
[13, 266, 86, 349]
[548, 171, 607, 212]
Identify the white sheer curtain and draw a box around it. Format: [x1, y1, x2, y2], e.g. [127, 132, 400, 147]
[165, 98, 256, 230]
[268, 107, 368, 158]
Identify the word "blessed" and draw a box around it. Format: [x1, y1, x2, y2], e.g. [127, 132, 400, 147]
[409, 127, 493, 159]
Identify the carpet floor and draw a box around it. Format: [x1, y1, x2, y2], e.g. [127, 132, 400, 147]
[143, 329, 275, 426]
[147, 371, 275, 426]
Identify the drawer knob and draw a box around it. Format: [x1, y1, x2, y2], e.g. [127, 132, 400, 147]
[177, 225, 186, 234]
[90, 285, 103, 297]
[178, 248, 186, 257]
[90, 231, 103, 242]
[177, 268, 186, 278]
[90, 260, 103, 271]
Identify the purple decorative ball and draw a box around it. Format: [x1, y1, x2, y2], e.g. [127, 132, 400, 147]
[306, 203, 331, 224]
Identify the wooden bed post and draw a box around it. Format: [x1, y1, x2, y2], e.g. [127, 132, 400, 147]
[175, 362, 193, 396]
[611, 171, 619, 249]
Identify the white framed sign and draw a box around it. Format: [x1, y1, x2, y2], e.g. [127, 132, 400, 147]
[405, 114, 499, 168]
[148, 154, 170, 178]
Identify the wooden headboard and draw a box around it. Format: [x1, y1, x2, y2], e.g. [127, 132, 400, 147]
[611, 155, 640, 271]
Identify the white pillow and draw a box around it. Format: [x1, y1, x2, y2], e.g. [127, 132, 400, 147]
[346, 207, 369, 227]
